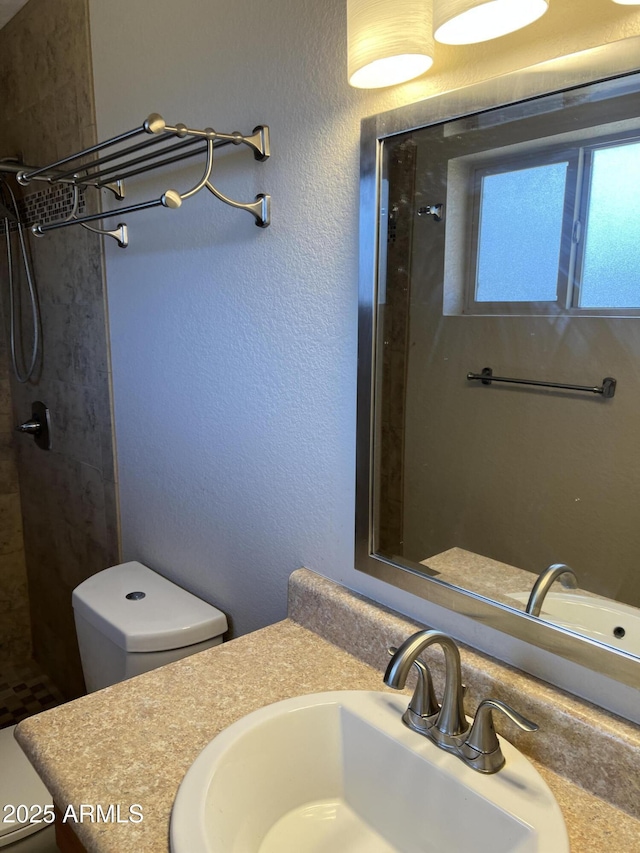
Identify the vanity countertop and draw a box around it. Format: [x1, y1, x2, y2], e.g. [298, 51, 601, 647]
[15, 570, 640, 853]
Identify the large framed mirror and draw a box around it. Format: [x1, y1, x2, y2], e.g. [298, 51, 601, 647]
[356, 38, 640, 692]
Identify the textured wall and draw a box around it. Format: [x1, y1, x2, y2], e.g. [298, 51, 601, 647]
[88, 0, 414, 638]
[89, 0, 640, 711]
[0, 0, 119, 697]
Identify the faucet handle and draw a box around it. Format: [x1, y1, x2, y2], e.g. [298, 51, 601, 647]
[460, 698, 538, 774]
[388, 646, 439, 719]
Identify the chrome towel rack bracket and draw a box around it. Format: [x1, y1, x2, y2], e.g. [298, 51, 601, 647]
[1, 114, 271, 247]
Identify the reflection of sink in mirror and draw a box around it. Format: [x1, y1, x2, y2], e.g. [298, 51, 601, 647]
[509, 592, 640, 654]
[170, 691, 569, 853]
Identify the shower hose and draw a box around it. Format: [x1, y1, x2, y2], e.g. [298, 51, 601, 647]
[0, 176, 40, 383]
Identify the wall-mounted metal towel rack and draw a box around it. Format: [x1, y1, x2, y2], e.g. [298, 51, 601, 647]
[0, 114, 270, 247]
[467, 367, 617, 398]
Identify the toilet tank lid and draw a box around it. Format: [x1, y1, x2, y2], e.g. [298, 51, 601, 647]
[72, 562, 228, 652]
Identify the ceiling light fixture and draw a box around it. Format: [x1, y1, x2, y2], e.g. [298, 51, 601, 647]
[433, 0, 549, 45]
[347, 0, 434, 88]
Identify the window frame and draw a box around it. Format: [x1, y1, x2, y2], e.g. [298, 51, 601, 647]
[462, 129, 640, 317]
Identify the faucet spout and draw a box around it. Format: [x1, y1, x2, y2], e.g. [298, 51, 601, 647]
[384, 630, 468, 741]
[384, 629, 538, 772]
[526, 562, 578, 617]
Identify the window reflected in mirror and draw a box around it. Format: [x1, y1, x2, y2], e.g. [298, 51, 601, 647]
[373, 75, 640, 644]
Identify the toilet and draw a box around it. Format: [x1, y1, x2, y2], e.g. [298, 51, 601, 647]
[72, 561, 228, 692]
[0, 561, 227, 852]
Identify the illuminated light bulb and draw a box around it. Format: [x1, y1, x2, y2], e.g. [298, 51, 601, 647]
[348, 0, 434, 88]
[433, 0, 549, 46]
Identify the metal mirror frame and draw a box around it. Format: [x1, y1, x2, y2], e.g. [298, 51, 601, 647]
[356, 37, 640, 691]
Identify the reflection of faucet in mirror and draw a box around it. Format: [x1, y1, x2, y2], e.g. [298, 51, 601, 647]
[385, 630, 538, 773]
[526, 563, 578, 617]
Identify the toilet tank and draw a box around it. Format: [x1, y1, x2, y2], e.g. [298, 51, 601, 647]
[72, 562, 228, 692]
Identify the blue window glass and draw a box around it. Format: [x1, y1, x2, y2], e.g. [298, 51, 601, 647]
[579, 141, 640, 308]
[475, 162, 568, 303]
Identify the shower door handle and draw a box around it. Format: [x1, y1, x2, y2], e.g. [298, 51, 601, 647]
[16, 401, 51, 450]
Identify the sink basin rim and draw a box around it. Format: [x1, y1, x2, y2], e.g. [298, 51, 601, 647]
[170, 689, 569, 853]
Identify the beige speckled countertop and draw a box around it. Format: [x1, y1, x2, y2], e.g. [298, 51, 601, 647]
[421, 547, 540, 607]
[16, 569, 640, 853]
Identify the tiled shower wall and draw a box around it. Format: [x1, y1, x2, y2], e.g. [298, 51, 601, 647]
[0, 0, 120, 697]
[0, 336, 30, 665]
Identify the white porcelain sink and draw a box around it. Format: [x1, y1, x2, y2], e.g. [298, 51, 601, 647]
[170, 691, 569, 853]
[509, 591, 640, 654]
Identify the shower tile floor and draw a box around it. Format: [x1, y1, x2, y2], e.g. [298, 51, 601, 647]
[0, 660, 65, 729]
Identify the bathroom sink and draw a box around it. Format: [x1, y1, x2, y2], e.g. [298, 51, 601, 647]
[510, 591, 640, 654]
[170, 690, 569, 853]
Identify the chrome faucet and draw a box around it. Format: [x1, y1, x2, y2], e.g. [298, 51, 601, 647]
[387, 646, 440, 728]
[460, 698, 538, 773]
[384, 630, 468, 749]
[526, 562, 577, 617]
[385, 630, 538, 773]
